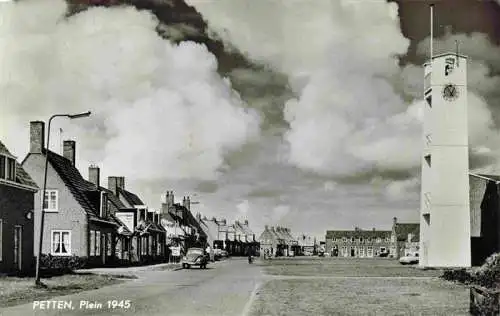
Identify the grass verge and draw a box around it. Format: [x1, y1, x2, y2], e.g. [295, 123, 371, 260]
[0, 273, 129, 308]
[249, 278, 469, 316]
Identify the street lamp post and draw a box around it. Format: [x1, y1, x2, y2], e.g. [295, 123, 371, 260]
[35, 111, 91, 287]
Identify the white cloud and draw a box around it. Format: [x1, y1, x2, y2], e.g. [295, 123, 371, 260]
[0, 0, 260, 182]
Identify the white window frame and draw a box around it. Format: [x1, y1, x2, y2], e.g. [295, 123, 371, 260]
[100, 192, 106, 218]
[367, 246, 373, 257]
[96, 231, 101, 256]
[106, 233, 112, 256]
[42, 190, 59, 212]
[6, 157, 16, 181]
[51, 230, 71, 256]
[90, 230, 95, 256]
[359, 247, 365, 257]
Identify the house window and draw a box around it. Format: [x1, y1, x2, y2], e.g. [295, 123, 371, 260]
[90, 231, 95, 256]
[107, 233, 112, 256]
[367, 246, 373, 257]
[51, 230, 71, 256]
[376, 238, 382, 243]
[141, 237, 147, 255]
[96, 231, 101, 256]
[351, 237, 355, 242]
[43, 190, 58, 212]
[342, 237, 347, 243]
[359, 247, 365, 257]
[360, 238, 363, 243]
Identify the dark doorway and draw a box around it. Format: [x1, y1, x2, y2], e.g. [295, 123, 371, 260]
[351, 248, 355, 257]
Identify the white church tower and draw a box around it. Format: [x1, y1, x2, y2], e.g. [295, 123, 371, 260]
[419, 5, 471, 268]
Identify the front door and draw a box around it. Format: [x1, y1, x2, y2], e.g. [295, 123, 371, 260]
[13, 226, 22, 271]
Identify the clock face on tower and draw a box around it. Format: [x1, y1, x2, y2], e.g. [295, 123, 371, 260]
[442, 83, 459, 101]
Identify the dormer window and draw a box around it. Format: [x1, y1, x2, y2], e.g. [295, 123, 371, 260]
[0, 155, 16, 181]
[100, 192, 108, 218]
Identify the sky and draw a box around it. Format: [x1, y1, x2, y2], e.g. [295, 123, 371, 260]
[2, 0, 500, 240]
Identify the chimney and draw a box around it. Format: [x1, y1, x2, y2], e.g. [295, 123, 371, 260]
[108, 176, 125, 196]
[88, 165, 100, 188]
[372, 228, 376, 232]
[196, 213, 201, 221]
[265, 225, 269, 230]
[182, 196, 191, 211]
[30, 121, 45, 154]
[221, 219, 226, 225]
[169, 191, 174, 205]
[244, 220, 249, 226]
[147, 210, 154, 222]
[63, 140, 76, 166]
[393, 217, 397, 225]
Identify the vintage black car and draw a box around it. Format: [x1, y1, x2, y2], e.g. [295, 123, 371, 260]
[182, 248, 209, 269]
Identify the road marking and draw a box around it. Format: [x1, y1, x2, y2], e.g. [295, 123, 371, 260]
[241, 281, 262, 316]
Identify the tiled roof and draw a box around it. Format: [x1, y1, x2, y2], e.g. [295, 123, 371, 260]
[259, 228, 276, 243]
[198, 218, 219, 241]
[39, 149, 114, 225]
[99, 187, 126, 212]
[326, 229, 392, 239]
[44, 149, 99, 220]
[0, 140, 38, 189]
[394, 223, 420, 242]
[119, 188, 145, 206]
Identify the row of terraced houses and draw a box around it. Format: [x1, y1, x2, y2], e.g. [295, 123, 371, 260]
[0, 121, 259, 275]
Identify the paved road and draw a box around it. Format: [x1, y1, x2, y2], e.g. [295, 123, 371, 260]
[0, 259, 264, 316]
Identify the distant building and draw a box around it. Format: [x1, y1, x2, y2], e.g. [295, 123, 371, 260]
[325, 227, 392, 258]
[160, 192, 207, 255]
[296, 234, 316, 256]
[0, 140, 38, 274]
[391, 217, 419, 259]
[258, 226, 296, 258]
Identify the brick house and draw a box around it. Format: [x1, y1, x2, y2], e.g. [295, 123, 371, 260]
[234, 220, 259, 256]
[297, 235, 317, 256]
[325, 227, 392, 258]
[258, 226, 291, 257]
[159, 191, 205, 256]
[391, 217, 419, 259]
[85, 166, 133, 265]
[0, 140, 38, 274]
[258, 225, 276, 258]
[22, 122, 122, 267]
[469, 173, 500, 266]
[110, 177, 166, 264]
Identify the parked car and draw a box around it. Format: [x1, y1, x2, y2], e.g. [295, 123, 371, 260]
[379, 251, 390, 257]
[399, 253, 419, 265]
[182, 248, 209, 269]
